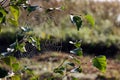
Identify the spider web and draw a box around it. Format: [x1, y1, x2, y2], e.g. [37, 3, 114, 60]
[40, 38, 63, 53]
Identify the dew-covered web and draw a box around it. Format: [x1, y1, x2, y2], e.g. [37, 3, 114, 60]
[15, 26, 63, 58]
[40, 38, 63, 53]
[39, 19, 63, 54]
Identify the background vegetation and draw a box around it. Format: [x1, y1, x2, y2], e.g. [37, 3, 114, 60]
[0, 0, 120, 80]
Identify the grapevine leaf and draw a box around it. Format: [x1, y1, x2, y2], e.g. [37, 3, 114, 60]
[54, 66, 65, 75]
[69, 41, 81, 48]
[73, 16, 82, 31]
[11, 75, 21, 80]
[0, 16, 6, 23]
[31, 36, 41, 51]
[0, 26, 1, 32]
[0, 7, 7, 23]
[16, 43, 25, 53]
[69, 41, 74, 44]
[25, 68, 34, 75]
[0, 7, 7, 15]
[27, 5, 38, 13]
[67, 62, 75, 67]
[30, 76, 38, 80]
[12, 63, 20, 71]
[71, 66, 82, 73]
[8, 18, 18, 27]
[85, 14, 95, 27]
[74, 41, 81, 48]
[10, 6, 19, 21]
[70, 48, 83, 56]
[2, 57, 12, 66]
[60, 6, 65, 10]
[17, 0, 26, 5]
[20, 26, 32, 32]
[92, 55, 107, 72]
[46, 8, 55, 13]
[72, 77, 79, 80]
[2, 56, 17, 67]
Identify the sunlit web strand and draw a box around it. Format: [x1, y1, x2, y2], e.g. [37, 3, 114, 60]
[40, 38, 62, 53]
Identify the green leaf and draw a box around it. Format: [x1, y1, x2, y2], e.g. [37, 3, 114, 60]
[73, 16, 82, 31]
[8, 18, 18, 27]
[1, 16, 6, 23]
[85, 14, 95, 27]
[54, 66, 65, 75]
[10, 6, 19, 21]
[12, 63, 20, 71]
[46, 8, 55, 13]
[2, 57, 12, 66]
[68, 62, 75, 67]
[0, 67, 8, 78]
[0, 7, 7, 15]
[17, 0, 26, 5]
[0, 12, 4, 23]
[20, 26, 32, 32]
[26, 68, 34, 75]
[0, 7, 7, 23]
[11, 75, 21, 80]
[60, 6, 65, 10]
[69, 41, 81, 48]
[74, 41, 81, 48]
[0, 26, 1, 32]
[92, 55, 107, 72]
[34, 37, 41, 51]
[71, 66, 82, 73]
[30, 76, 38, 80]
[29, 36, 41, 51]
[72, 77, 79, 80]
[0, 15, 6, 23]
[70, 48, 83, 56]
[16, 43, 25, 52]
[36, 37, 41, 51]
[27, 5, 38, 13]
[2, 56, 17, 67]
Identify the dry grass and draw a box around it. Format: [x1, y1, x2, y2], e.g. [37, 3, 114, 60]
[23, 0, 120, 47]
[18, 52, 120, 80]
[1, 0, 120, 46]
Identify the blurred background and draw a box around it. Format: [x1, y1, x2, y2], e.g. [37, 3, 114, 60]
[0, 0, 120, 80]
